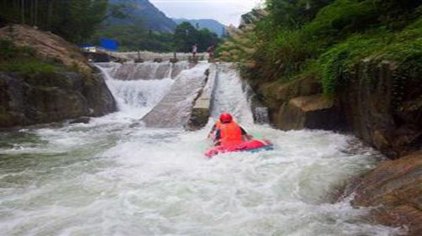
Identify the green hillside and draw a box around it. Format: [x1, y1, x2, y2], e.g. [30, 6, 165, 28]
[219, 0, 421, 95]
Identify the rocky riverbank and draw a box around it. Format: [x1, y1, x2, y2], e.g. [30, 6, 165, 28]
[0, 25, 116, 127]
[252, 58, 421, 234]
[350, 151, 422, 236]
[256, 59, 421, 159]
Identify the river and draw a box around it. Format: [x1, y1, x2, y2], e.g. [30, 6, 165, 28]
[0, 62, 403, 235]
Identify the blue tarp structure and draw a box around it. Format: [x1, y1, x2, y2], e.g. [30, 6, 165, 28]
[100, 38, 118, 51]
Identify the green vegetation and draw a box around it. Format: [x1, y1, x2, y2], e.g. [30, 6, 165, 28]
[0, 1, 221, 52]
[93, 21, 220, 52]
[225, 0, 422, 96]
[319, 21, 422, 94]
[173, 22, 220, 53]
[0, 0, 108, 43]
[0, 39, 58, 73]
[91, 24, 175, 52]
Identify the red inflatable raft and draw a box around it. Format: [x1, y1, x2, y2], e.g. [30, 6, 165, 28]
[205, 139, 273, 158]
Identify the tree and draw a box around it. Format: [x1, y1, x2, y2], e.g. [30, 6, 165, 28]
[0, 0, 108, 43]
[173, 22, 220, 52]
[266, 0, 334, 29]
[50, 0, 108, 43]
[173, 22, 198, 52]
[197, 28, 219, 52]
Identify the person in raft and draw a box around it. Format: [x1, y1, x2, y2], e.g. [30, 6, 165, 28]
[209, 113, 252, 147]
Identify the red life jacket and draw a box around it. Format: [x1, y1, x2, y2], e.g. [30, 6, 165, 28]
[219, 122, 243, 148]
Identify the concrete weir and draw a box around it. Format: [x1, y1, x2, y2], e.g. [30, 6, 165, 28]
[186, 63, 218, 130]
[104, 61, 189, 80]
[141, 62, 213, 128]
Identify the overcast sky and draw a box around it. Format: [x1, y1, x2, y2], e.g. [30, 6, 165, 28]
[149, 0, 264, 26]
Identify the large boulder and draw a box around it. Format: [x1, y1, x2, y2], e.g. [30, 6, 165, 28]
[0, 25, 117, 127]
[0, 72, 115, 127]
[258, 76, 322, 110]
[276, 94, 344, 130]
[256, 76, 344, 130]
[351, 151, 422, 236]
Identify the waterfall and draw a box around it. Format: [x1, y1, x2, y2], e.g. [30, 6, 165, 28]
[96, 62, 210, 126]
[210, 63, 271, 125]
[96, 63, 175, 118]
[211, 63, 254, 125]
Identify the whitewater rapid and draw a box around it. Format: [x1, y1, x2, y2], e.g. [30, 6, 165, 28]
[0, 62, 403, 235]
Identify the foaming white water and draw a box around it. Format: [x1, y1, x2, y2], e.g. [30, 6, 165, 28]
[106, 78, 173, 117]
[211, 63, 254, 125]
[0, 123, 403, 236]
[96, 63, 174, 119]
[0, 63, 404, 235]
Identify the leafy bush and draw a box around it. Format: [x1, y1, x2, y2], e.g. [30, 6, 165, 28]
[302, 0, 379, 42]
[318, 18, 422, 95]
[238, 0, 421, 96]
[266, 0, 335, 29]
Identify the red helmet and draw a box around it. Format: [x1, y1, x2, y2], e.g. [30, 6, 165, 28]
[219, 113, 233, 123]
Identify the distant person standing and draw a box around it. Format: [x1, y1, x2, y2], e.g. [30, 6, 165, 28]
[207, 44, 215, 61]
[192, 44, 198, 58]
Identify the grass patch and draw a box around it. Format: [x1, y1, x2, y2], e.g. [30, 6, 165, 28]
[0, 39, 60, 74]
[0, 60, 57, 74]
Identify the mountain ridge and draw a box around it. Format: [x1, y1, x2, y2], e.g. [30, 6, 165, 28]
[106, 0, 177, 32]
